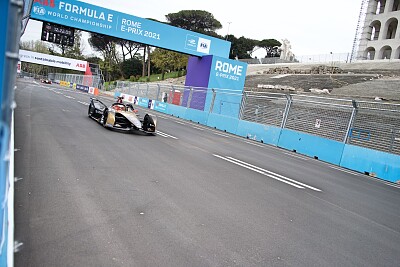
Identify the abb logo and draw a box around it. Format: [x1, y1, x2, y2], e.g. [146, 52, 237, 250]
[34, 0, 55, 8]
[76, 63, 86, 68]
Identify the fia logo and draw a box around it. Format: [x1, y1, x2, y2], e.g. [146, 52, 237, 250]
[33, 6, 46, 15]
[34, 0, 55, 8]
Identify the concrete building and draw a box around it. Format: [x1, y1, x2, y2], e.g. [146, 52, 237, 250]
[357, 0, 400, 60]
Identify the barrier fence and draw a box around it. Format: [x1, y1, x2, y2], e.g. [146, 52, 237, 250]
[116, 81, 400, 157]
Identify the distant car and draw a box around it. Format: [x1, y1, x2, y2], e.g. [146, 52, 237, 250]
[40, 79, 52, 84]
[88, 98, 157, 135]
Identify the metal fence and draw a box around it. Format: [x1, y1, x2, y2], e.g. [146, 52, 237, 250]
[116, 81, 400, 156]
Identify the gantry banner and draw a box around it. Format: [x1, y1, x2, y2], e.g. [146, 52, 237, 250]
[30, 0, 231, 58]
[19, 49, 87, 72]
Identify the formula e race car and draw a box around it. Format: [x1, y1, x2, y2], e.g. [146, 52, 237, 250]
[40, 79, 52, 84]
[88, 98, 157, 134]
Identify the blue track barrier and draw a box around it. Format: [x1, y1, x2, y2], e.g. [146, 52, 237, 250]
[207, 113, 239, 134]
[185, 109, 209, 125]
[340, 145, 400, 183]
[277, 129, 345, 165]
[236, 121, 281, 145]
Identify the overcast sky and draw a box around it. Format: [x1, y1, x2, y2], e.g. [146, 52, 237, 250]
[21, 0, 363, 58]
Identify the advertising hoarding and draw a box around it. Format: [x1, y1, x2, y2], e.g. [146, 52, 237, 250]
[19, 49, 87, 72]
[30, 0, 231, 58]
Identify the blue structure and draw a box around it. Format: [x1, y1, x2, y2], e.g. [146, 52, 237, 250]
[0, 0, 24, 265]
[30, 0, 231, 58]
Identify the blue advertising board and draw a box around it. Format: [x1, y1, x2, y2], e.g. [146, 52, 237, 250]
[30, 0, 231, 58]
[208, 56, 248, 90]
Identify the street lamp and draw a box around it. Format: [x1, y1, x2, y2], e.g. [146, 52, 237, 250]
[225, 22, 232, 40]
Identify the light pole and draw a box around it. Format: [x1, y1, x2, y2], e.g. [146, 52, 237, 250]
[225, 22, 232, 40]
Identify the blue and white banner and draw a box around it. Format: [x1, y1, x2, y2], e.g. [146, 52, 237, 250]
[208, 56, 248, 90]
[19, 49, 87, 72]
[30, 0, 231, 58]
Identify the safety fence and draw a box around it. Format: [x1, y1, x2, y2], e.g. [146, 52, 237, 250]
[116, 81, 400, 157]
[242, 91, 400, 156]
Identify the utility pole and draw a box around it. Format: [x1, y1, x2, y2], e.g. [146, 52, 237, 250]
[225, 22, 232, 40]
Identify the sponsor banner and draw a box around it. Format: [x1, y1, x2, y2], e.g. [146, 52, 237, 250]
[126, 94, 135, 103]
[208, 56, 248, 91]
[154, 101, 167, 113]
[88, 86, 94, 94]
[59, 80, 70, 87]
[17, 61, 21, 74]
[19, 49, 87, 72]
[30, 0, 230, 58]
[138, 97, 149, 108]
[76, 84, 89, 92]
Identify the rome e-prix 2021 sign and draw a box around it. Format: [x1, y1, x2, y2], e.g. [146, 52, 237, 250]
[30, 0, 231, 58]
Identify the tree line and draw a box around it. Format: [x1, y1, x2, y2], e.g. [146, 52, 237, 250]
[20, 10, 282, 82]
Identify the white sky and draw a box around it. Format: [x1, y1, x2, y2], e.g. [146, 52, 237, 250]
[21, 0, 362, 58]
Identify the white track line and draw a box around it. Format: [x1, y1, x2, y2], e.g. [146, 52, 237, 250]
[229, 155, 321, 191]
[214, 154, 308, 190]
[284, 152, 308, 160]
[191, 126, 204, 131]
[328, 166, 400, 189]
[157, 131, 178, 139]
[213, 132, 232, 138]
[244, 141, 265, 148]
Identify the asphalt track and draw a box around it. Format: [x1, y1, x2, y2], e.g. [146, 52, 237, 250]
[14, 79, 400, 267]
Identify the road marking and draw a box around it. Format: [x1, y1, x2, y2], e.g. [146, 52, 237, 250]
[77, 101, 89, 106]
[191, 126, 204, 131]
[157, 115, 169, 120]
[175, 121, 185, 125]
[64, 95, 75, 99]
[328, 166, 400, 189]
[227, 156, 322, 191]
[244, 141, 264, 148]
[284, 152, 308, 160]
[214, 154, 304, 189]
[329, 165, 361, 176]
[157, 131, 178, 139]
[213, 154, 322, 191]
[213, 132, 232, 138]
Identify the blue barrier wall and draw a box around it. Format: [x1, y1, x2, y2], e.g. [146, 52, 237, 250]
[340, 145, 400, 183]
[207, 114, 239, 134]
[167, 105, 187, 118]
[185, 109, 209, 125]
[236, 121, 281, 146]
[277, 129, 346, 165]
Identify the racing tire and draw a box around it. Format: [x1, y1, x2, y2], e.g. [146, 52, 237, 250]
[101, 110, 108, 127]
[88, 104, 93, 117]
[143, 114, 156, 132]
